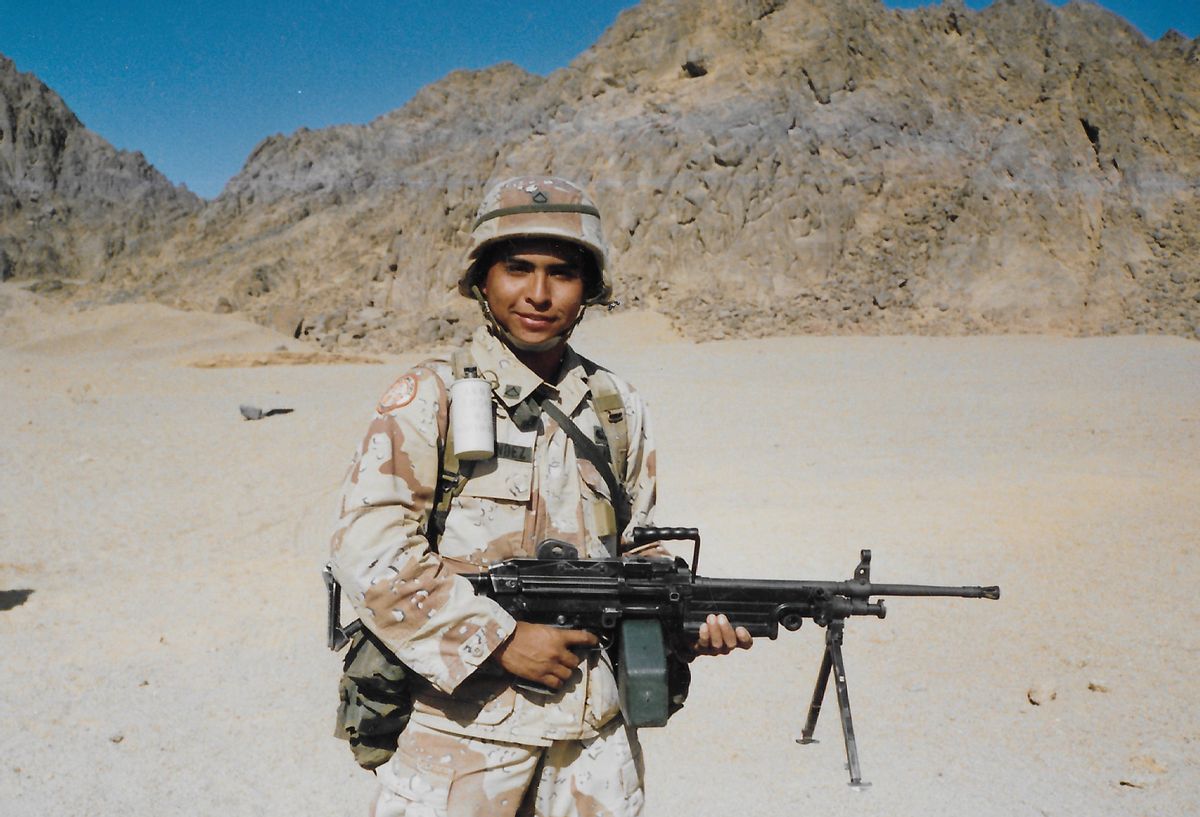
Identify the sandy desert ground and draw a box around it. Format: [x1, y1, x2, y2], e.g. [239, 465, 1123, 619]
[1, 283, 1197, 816]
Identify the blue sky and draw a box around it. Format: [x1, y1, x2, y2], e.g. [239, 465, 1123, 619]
[2, 1, 1194, 199]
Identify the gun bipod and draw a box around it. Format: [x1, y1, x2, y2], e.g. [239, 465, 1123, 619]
[797, 619, 869, 787]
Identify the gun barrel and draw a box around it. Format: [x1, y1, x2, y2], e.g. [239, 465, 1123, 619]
[855, 582, 1001, 601]
[693, 576, 1000, 601]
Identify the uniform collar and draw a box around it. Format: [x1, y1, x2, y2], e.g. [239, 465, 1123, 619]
[469, 326, 590, 416]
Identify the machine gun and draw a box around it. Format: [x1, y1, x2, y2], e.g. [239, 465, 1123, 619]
[462, 526, 1000, 786]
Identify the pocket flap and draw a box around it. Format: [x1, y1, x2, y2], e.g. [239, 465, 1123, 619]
[458, 457, 532, 502]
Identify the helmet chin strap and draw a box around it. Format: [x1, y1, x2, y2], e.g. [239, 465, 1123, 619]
[471, 285, 586, 354]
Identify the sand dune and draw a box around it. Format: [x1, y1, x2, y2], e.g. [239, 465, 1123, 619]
[2, 293, 1197, 816]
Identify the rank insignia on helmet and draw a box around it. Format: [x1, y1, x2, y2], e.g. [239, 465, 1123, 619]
[532, 190, 548, 204]
[378, 375, 418, 412]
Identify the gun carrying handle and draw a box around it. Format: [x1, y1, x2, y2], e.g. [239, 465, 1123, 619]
[631, 526, 701, 573]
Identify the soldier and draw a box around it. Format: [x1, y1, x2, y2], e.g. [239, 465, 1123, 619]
[329, 176, 751, 817]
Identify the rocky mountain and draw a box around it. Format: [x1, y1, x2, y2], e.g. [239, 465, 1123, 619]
[0, 56, 201, 288]
[9, 0, 1200, 344]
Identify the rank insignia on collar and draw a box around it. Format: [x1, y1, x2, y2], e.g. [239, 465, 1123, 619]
[504, 385, 522, 399]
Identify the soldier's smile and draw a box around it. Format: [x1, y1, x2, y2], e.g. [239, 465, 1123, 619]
[513, 312, 556, 329]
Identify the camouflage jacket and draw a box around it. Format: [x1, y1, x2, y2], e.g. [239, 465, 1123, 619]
[329, 326, 657, 745]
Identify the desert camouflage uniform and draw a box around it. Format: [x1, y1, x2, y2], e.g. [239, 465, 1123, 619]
[330, 325, 656, 816]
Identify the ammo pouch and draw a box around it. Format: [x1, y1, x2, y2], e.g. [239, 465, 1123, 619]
[334, 626, 412, 771]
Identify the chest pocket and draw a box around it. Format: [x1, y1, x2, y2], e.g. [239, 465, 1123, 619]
[439, 448, 534, 561]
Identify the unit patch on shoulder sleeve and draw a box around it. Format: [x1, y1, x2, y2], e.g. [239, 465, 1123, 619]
[378, 374, 418, 412]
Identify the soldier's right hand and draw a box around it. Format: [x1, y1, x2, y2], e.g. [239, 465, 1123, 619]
[493, 622, 599, 689]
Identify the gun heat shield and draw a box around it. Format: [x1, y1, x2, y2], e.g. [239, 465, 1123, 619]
[449, 374, 495, 461]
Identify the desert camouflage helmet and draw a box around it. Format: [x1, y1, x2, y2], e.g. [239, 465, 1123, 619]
[459, 176, 613, 305]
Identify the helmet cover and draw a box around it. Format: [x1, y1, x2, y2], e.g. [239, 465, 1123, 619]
[459, 176, 612, 305]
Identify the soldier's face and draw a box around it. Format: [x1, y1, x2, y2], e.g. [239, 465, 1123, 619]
[482, 240, 586, 349]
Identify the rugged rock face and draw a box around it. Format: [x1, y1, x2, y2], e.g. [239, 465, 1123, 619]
[11, 0, 1200, 344]
[0, 55, 201, 288]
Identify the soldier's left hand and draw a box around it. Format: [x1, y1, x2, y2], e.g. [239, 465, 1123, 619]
[692, 613, 753, 656]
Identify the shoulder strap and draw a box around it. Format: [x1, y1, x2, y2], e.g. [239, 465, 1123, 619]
[450, 348, 473, 380]
[420, 358, 468, 553]
[585, 367, 629, 485]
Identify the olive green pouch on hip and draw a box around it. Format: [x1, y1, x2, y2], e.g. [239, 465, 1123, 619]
[335, 626, 412, 771]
